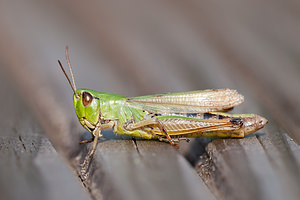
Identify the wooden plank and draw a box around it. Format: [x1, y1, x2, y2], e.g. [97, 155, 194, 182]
[0, 1, 217, 200]
[197, 131, 300, 200]
[159, 1, 300, 199]
[178, 0, 300, 144]
[1, 0, 300, 200]
[0, 67, 90, 200]
[84, 138, 216, 200]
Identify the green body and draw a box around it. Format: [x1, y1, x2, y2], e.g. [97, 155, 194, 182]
[73, 88, 267, 139]
[74, 89, 152, 139]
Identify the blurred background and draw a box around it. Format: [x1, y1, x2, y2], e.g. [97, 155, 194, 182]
[1, 0, 300, 200]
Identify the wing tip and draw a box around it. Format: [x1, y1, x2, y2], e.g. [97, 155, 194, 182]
[226, 88, 245, 106]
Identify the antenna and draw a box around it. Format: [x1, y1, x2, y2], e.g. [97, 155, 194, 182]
[65, 46, 77, 92]
[58, 46, 79, 98]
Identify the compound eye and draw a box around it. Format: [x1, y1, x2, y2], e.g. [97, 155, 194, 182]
[230, 117, 243, 126]
[82, 92, 93, 107]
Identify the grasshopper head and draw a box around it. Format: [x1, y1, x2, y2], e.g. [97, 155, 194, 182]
[73, 89, 100, 132]
[58, 47, 101, 132]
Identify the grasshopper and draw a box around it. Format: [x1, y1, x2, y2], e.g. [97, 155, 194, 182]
[58, 47, 267, 173]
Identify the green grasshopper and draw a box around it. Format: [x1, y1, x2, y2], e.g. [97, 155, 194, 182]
[58, 47, 267, 172]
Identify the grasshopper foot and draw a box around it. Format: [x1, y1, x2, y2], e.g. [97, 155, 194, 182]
[158, 136, 179, 148]
[158, 136, 190, 147]
[175, 138, 190, 143]
[79, 138, 94, 144]
[80, 133, 102, 144]
[80, 125, 102, 179]
[80, 157, 90, 180]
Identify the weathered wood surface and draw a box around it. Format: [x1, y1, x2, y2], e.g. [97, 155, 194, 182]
[0, 0, 300, 200]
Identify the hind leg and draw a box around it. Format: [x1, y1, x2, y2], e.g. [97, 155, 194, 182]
[125, 118, 179, 148]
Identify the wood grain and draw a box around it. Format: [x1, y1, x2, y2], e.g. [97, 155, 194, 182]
[0, 67, 90, 200]
[0, 0, 299, 200]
